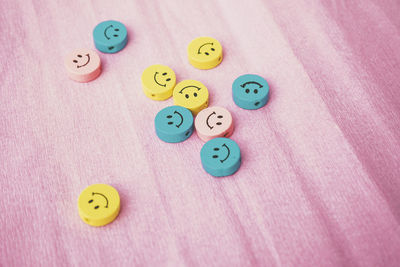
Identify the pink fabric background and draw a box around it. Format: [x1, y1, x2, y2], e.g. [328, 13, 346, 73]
[1, 0, 400, 266]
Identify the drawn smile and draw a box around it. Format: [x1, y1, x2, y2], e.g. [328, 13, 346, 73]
[104, 25, 114, 40]
[153, 72, 166, 87]
[220, 144, 230, 163]
[240, 81, 263, 88]
[90, 192, 109, 208]
[174, 111, 183, 128]
[77, 54, 90, 68]
[179, 85, 201, 94]
[206, 111, 216, 129]
[167, 111, 183, 128]
[197, 42, 214, 54]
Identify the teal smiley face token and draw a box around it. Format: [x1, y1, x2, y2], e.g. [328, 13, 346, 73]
[232, 74, 270, 110]
[93, 20, 128, 53]
[155, 106, 194, 143]
[200, 138, 241, 177]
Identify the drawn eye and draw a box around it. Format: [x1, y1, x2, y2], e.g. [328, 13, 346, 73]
[217, 115, 223, 119]
[73, 60, 78, 63]
[113, 34, 118, 37]
[114, 28, 119, 31]
[166, 78, 171, 82]
[88, 199, 93, 203]
[213, 148, 220, 151]
[168, 121, 173, 125]
[211, 48, 215, 51]
[166, 115, 172, 118]
[212, 155, 218, 158]
[185, 94, 189, 99]
[216, 122, 222, 125]
[254, 89, 258, 94]
[77, 54, 82, 58]
[205, 52, 209, 56]
[245, 89, 250, 93]
[162, 72, 167, 75]
[193, 92, 198, 97]
[94, 205, 99, 209]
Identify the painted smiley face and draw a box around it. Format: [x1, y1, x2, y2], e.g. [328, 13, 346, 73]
[104, 24, 121, 40]
[72, 53, 91, 68]
[142, 64, 176, 100]
[187, 37, 223, 69]
[87, 192, 109, 210]
[173, 80, 209, 115]
[232, 74, 270, 110]
[77, 184, 120, 227]
[64, 49, 101, 82]
[154, 72, 172, 87]
[195, 107, 234, 142]
[200, 138, 241, 177]
[155, 105, 194, 143]
[93, 20, 128, 53]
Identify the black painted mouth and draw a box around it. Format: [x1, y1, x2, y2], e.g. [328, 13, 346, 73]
[206, 111, 216, 130]
[77, 54, 90, 68]
[104, 25, 113, 40]
[220, 144, 230, 163]
[174, 111, 183, 128]
[91, 192, 109, 208]
[154, 72, 166, 87]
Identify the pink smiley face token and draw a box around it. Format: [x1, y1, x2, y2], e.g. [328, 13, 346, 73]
[195, 106, 234, 142]
[64, 49, 101, 82]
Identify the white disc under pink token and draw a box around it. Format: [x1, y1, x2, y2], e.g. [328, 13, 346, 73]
[195, 106, 234, 142]
[64, 48, 101, 82]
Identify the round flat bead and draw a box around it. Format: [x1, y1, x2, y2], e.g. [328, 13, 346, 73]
[173, 80, 209, 115]
[232, 74, 270, 110]
[195, 106, 234, 142]
[200, 137, 241, 177]
[155, 105, 194, 143]
[93, 20, 128, 53]
[78, 184, 120, 227]
[64, 48, 101, 82]
[142, 64, 176, 101]
[187, 37, 223, 70]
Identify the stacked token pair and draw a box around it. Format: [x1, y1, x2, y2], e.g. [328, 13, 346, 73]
[64, 20, 128, 83]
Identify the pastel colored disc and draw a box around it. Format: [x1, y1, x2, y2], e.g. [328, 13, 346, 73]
[155, 105, 194, 143]
[64, 49, 101, 82]
[200, 138, 241, 177]
[78, 184, 120, 227]
[187, 37, 223, 70]
[142, 64, 176, 101]
[195, 106, 234, 142]
[93, 20, 128, 54]
[232, 74, 270, 110]
[173, 80, 209, 115]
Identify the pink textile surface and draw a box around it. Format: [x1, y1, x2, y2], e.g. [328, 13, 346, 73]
[1, 0, 400, 266]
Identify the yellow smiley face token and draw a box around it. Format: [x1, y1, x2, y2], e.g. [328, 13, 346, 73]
[78, 184, 120, 227]
[142, 64, 177, 100]
[173, 80, 209, 115]
[187, 37, 223, 70]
